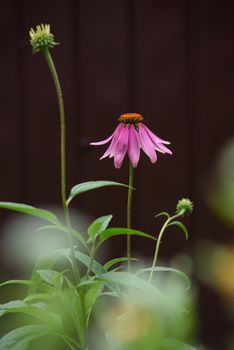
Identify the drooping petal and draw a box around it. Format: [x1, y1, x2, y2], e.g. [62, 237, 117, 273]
[100, 124, 124, 159]
[128, 125, 141, 168]
[138, 124, 157, 163]
[90, 125, 120, 146]
[141, 124, 171, 145]
[109, 124, 126, 158]
[113, 125, 129, 168]
[154, 142, 172, 155]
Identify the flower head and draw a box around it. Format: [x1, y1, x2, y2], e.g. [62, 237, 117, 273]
[176, 198, 193, 216]
[29, 24, 58, 53]
[90, 113, 172, 168]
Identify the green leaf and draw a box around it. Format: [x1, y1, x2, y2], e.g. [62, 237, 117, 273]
[0, 279, 36, 288]
[59, 287, 86, 345]
[0, 300, 62, 329]
[67, 181, 129, 204]
[29, 248, 104, 293]
[0, 300, 49, 317]
[167, 221, 189, 240]
[104, 257, 138, 270]
[0, 202, 60, 225]
[98, 227, 156, 247]
[0, 300, 28, 317]
[155, 211, 170, 219]
[84, 281, 103, 320]
[53, 332, 79, 350]
[159, 338, 197, 350]
[88, 215, 113, 240]
[54, 248, 105, 276]
[36, 269, 65, 289]
[136, 267, 191, 290]
[0, 325, 49, 350]
[100, 291, 123, 298]
[36, 225, 89, 251]
[29, 248, 104, 296]
[24, 293, 52, 303]
[99, 272, 178, 312]
[98, 272, 172, 307]
[29, 251, 65, 295]
[74, 251, 105, 276]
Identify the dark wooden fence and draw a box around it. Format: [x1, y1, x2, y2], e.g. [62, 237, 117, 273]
[0, 1, 233, 348]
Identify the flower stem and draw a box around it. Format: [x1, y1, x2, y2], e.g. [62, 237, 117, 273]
[85, 244, 96, 280]
[148, 213, 182, 283]
[42, 47, 80, 283]
[127, 161, 134, 271]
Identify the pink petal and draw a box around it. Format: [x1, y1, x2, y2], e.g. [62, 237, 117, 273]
[141, 124, 171, 145]
[90, 125, 120, 146]
[114, 126, 129, 168]
[128, 125, 140, 168]
[109, 124, 125, 158]
[154, 142, 172, 155]
[99, 124, 124, 159]
[138, 125, 157, 163]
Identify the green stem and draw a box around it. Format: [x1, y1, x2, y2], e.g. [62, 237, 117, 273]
[148, 213, 182, 283]
[85, 244, 96, 279]
[127, 161, 134, 271]
[42, 47, 80, 283]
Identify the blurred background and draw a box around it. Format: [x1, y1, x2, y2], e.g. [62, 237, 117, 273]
[0, 1, 234, 349]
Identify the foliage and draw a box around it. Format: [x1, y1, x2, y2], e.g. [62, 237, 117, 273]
[0, 23, 195, 350]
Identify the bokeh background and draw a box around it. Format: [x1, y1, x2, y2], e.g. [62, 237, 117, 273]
[0, 1, 234, 349]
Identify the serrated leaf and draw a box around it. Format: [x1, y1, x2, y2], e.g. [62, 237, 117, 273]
[136, 267, 191, 290]
[155, 211, 170, 219]
[0, 325, 49, 350]
[97, 228, 156, 247]
[0, 202, 60, 225]
[67, 181, 129, 204]
[167, 221, 189, 240]
[88, 215, 113, 239]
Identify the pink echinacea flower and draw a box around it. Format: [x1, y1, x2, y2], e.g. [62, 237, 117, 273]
[90, 113, 172, 169]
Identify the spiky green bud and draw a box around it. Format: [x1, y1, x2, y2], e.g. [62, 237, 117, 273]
[29, 24, 58, 53]
[176, 198, 193, 216]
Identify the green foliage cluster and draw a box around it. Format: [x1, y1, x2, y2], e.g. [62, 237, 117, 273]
[0, 184, 194, 349]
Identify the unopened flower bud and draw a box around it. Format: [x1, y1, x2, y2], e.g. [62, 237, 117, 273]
[176, 198, 193, 216]
[29, 24, 58, 53]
